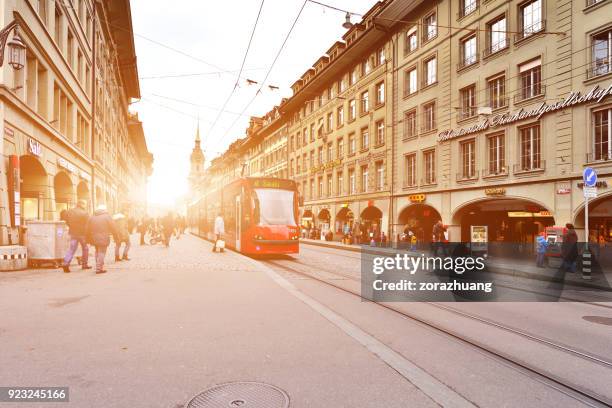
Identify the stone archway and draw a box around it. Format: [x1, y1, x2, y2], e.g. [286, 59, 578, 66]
[54, 172, 74, 218]
[77, 181, 90, 209]
[397, 204, 441, 244]
[20, 155, 47, 221]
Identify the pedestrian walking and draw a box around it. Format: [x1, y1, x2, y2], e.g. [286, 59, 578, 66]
[61, 199, 91, 273]
[560, 223, 578, 273]
[212, 212, 225, 252]
[86, 204, 117, 274]
[161, 212, 176, 247]
[112, 208, 131, 261]
[137, 217, 149, 245]
[410, 231, 417, 251]
[536, 232, 548, 268]
[432, 220, 446, 256]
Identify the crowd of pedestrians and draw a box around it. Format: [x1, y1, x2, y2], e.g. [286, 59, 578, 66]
[61, 202, 186, 274]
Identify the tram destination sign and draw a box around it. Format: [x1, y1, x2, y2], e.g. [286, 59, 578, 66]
[438, 84, 612, 142]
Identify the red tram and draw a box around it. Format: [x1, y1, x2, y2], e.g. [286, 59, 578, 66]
[188, 177, 299, 255]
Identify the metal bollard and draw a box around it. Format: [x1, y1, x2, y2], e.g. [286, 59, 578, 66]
[582, 251, 592, 280]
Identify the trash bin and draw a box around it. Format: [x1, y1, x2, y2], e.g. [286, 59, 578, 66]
[25, 220, 70, 268]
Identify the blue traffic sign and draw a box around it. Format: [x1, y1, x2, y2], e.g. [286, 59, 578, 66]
[583, 167, 597, 187]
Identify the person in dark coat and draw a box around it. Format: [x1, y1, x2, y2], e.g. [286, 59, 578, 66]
[113, 208, 131, 261]
[561, 223, 579, 273]
[86, 204, 117, 274]
[161, 212, 176, 247]
[137, 217, 150, 245]
[61, 200, 91, 272]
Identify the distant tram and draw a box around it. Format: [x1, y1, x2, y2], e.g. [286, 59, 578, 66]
[188, 177, 300, 255]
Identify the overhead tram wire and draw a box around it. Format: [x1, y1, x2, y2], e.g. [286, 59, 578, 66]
[139, 67, 266, 80]
[206, 0, 267, 137]
[148, 93, 254, 118]
[217, 0, 308, 148]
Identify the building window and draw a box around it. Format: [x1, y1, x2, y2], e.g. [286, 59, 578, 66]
[518, 0, 543, 41]
[38, 0, 48, 25]
[327, 142, 334, 162]
[327, 174, 333, 196]
[54, 7, 63, 50]
[590, 29, 612, 78]
[376, 120, 385, 146]
[593, 108, 612, 161]
[375, 82, 385, 105]
[422, 101, 436, 132]
[337, 171, 344, 195]
[405, 67, 417, 96]
[362, 58, 371, 76]
[290, 159, 294, 176]
[318, 177, 323, 198]
[424, 56, 437, 86]
[460, 0, 478, 18]
[296, 157, 301, 174]
[487, 74, 507, 109]
[487, 133, 506, 175]
[518, 58, 542, 101]
[459, 85, 476, 120]
[405, 154, 417, 187]
[350, 67, 358, 86]
[519, 124, 541, 171]
[310, 179, 314, 199]
[327, 112, 333, 132]
[337, 105, 344, 126]
[376, 47, 385, 66]
[361, 127, 369, 150]
[302, 128, 307, 145]
[338, 77, 346, 93]
[337, 138, 344, 158]
[405, 27, 418, 55]
[424, 150, 436, 184]
[349, 99, 356, 121]
[310, 123, 315, 142]
[423, 12, 437, 42]
[361, 165, 369, 192]
[349, 169, 356, 194]
[349, 133, 356, 154]
[460, 140, 476, 179]
[404, 110, 417, 139]
[486, 16, 507, 56]
[361, 90, 369, 113]
[318, 146, 324, 164]
[459, 34, 477, 69]
[376, 161, 384, 191]
[309, 150, 314, 168]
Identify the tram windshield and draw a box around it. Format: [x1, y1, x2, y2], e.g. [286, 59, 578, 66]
[254, 188, 297, 226]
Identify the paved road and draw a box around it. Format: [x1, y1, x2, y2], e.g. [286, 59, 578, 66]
[1, 235, 610, 407]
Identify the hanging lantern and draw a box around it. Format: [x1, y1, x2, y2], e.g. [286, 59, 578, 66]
[342, 12, 353, 29]
[7, 28, 26, 71]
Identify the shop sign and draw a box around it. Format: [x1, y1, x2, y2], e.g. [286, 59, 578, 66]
[508, 211, 552, 217]
[58, 157, 78, 173]
[438, 84, 612, 142]
[27, 138, 42, 157]
[341, 203, 350, 208]
[577, 181, 607, 189]
[485, 188, 505, 196]
[408, 194, 426, 203]
[557, 188, 571, 194]
[4, 127, 14, 137]
[367, 200, 375, 207]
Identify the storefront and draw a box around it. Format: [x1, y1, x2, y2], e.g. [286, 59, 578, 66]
[397, 201, 441, 244]
[19, 154, 47, 221]
[335, 206, 354, 234]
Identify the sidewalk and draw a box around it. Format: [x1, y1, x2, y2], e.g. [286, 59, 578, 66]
[0, 234, 432, 408]
[300, 238, 612, 291]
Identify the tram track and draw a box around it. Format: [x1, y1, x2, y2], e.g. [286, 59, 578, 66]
[263, 257, 612, 408]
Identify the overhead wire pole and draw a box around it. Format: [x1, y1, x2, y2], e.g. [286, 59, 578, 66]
[206, 0, 267, 140]
[220, 0, 308, 143]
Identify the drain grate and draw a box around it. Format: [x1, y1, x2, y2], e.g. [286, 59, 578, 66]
[185, 382, 290, 408]
[582, 315, 612, 326]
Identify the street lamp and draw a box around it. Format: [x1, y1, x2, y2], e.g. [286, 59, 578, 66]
[0, 21, 26, 71]
[342, 12, 353, 29]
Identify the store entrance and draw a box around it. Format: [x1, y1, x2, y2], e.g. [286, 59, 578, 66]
[397, 204, 441, 245]
[453, 198, 555, 256]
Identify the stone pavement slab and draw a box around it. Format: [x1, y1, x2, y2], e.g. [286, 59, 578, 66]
[0, 234, 435, 408]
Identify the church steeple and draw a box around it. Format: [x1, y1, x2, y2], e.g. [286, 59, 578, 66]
[189, 120, 205, 194]
[195, 119, 201, 146]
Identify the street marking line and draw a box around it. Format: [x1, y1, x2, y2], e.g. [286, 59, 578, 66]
[245, 257, 475, 408]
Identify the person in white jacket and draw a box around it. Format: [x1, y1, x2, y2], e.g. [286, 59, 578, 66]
[212, 212, 225, 253]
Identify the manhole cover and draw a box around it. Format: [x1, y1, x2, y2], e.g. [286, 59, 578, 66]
[186, 382, 290, 408]
[582, 315, 612, 326]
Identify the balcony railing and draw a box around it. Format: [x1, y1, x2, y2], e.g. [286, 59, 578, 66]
[515, 20, 546, 43]
[456, 170, 479, 181]
[489, 97, 509, 110]
[457, 54, 479, 71]
[587, 152, 612, 163]
[483, 39, 509, 58]
[514, 159, 546, 173]
[586, 0, 605, 7]
[586, 60, 611, 80]
[483, 165, 509, 177]
[457, 0, 479, 19]
[514, 84, 546, 104]
[457, 107, 478, 121]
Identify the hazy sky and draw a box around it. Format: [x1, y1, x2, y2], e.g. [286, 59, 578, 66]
[130, 0, 376, 205]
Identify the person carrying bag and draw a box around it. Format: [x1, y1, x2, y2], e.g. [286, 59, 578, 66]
[212, 212, 225, 253]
